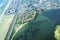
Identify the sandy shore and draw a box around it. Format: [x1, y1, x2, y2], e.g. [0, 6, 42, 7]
[0, 15, 14, 40]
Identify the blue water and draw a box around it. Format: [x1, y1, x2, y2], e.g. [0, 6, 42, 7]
[0, 0, 8, 13]
[42, 9, 60, 25]
[0, 0, 2, 3]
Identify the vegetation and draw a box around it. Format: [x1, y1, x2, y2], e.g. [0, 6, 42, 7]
[54, 25, 60, 40]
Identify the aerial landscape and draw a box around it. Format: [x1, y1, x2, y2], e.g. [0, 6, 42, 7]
[0, 0, 60, 40]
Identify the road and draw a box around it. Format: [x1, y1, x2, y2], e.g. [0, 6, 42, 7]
[5, 14, 18, 40]
[0, 15, 14, 40]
